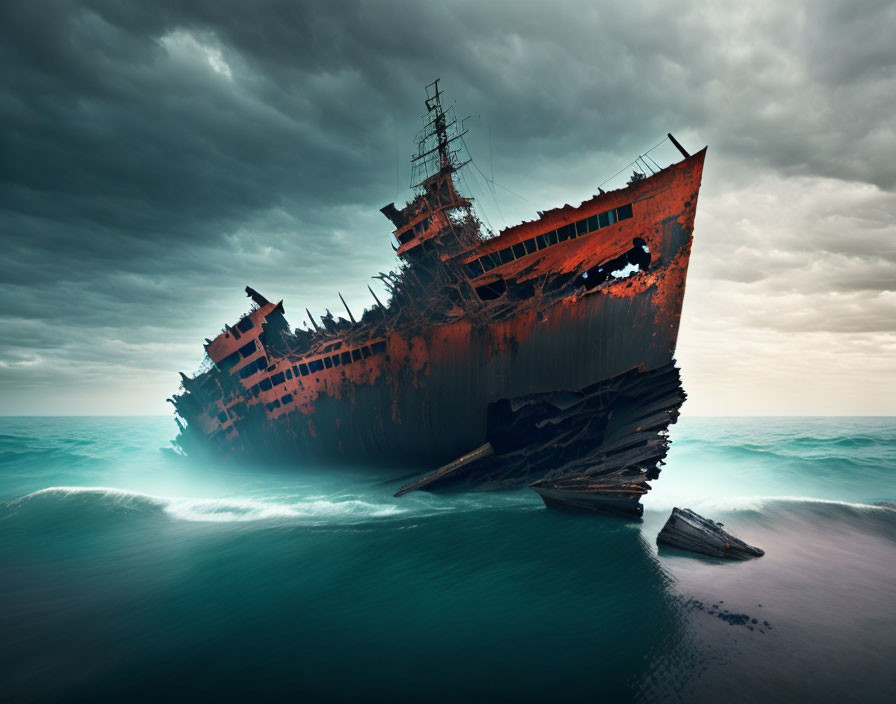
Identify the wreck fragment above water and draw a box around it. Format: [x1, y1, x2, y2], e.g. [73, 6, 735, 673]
[170, 81, 706, 517]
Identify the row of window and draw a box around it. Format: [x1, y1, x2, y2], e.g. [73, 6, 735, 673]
[235, 316, 255, 333]
[227, 314, 256, 341]
[217, 335, 259, 371]
[243, 341, 388, 399]
[214, 398, 250, 424]
[238, 355, 269, 380]
[463, 203, 634, 279]
[398, 216, 432, 245]
[295, 340, 388, 377]
[266, 393, 293, 412]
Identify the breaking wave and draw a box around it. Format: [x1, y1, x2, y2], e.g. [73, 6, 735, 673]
[645, 494, 896, 541]
[3, 486, 406, 525]
[645, 494, 895, 514]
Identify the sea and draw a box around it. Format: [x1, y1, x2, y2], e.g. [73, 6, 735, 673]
[1, 416, 894, 703]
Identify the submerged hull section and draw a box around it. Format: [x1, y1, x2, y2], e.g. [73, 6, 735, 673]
[398, 362, 686, 511]
[171, 89, 705, 516]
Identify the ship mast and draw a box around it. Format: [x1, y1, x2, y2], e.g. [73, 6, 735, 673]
[410, 79, 469, 189]
[381, 81, 478, 259]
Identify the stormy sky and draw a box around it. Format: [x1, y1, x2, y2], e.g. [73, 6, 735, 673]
[1, 0, 894, 416]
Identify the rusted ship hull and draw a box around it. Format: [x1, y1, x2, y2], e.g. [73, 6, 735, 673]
[171, 84, 705, 516]
[215, 260, 689, 468]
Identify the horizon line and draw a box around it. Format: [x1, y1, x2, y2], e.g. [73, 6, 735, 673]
[0, 414, 894, 419]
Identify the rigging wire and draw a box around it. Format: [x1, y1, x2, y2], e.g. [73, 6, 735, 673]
[637, 156, 656, 175]
[485, 125, 506, 226]
[643, 136, 671, 156]
[460, 135, 507, 226]
[459, 168, 495, 234]
[476, 166, 506, 228]
[490, 180, 538, 207]
[597, 160, 640, 189]
[597, 136, 670, 189]
[394, 124, 400, 203]
[461, 134, 539, 210]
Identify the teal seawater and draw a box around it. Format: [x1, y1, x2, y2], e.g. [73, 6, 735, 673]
[1, 417, 894, 702]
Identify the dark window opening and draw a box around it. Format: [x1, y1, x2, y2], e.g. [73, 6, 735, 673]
[465, 260, 484, 278]
[598, 211, 610, 228]
[238, 340, 256, 358]
[361, 346, 372, 359]
[332, 355, 341, 367]
[236, 317, 255, 333]
[558, 224, 575, 241]
[308, 359, 324, 373]
[509, 280, 536, 301]
[351, 349, 362, 362]
[340, 351, 352, 365]
[299, 363, 309, 376]
[372, 341, 387, 355]
[511, 243, 526, 259]
[240, 357, 265, 380]
[324, 356, 333, 369]
[281, 394, 293, 405]
[499, 247, 514, 264]
[523, 238, 538, 254]
[265, 400, 281, 411]
[476, 279, 507, 301]
[285, 368, 292, 380]
[259, 377, 273, 391]
[219, 351, 240, 372]
[617, 203, 634, 220]
[271, 372, 285, 386]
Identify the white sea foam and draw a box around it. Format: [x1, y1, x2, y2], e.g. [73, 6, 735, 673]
[11, 486, 406, 524]
[15, 486, 164, 508]
[644, 493, 891, 514]
[162, 496, 403, 523]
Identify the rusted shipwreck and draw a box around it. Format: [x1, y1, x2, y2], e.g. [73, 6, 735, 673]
[170, 81, 706, 517]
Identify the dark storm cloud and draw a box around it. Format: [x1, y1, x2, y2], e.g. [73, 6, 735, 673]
[1, 0, 894, 413]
